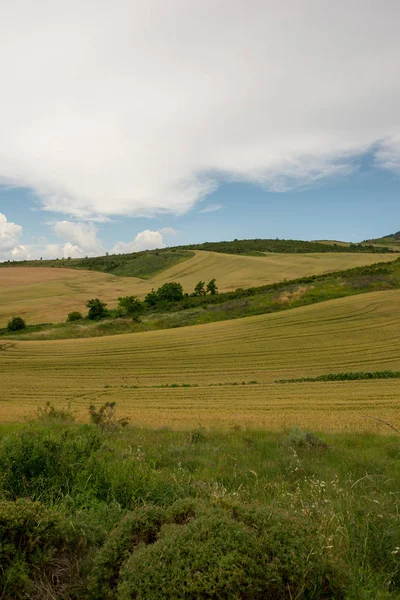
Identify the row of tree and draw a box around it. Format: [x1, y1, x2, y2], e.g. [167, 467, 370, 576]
[67, 279, 219, 321]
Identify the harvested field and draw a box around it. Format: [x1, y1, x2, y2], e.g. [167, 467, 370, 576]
[0, 250, 397, 326]
[1, 289, 399, 431]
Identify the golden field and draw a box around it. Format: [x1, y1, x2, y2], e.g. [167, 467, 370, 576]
[1, 289, 399, 432]
[0, 250, 397, 326]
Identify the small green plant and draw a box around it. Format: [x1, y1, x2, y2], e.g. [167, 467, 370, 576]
[286, 427, 329, 450]
[7, 316, 26, 331]
[36, 401, 75, 422]
[67, 310, 83, 322]
[89, 402, 130, 431]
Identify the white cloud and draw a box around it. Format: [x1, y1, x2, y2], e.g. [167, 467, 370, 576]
[0, 213, 22, 252]
[160, 227, 177, 235]
[0, 1, 399, 220]
[53, 221, 104, 255]
[111, 230, 165, 254]
[199, 204, 224, 214]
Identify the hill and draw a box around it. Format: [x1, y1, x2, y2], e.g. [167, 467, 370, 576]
[1, 289, 399, 431]
[0, 250, 398, 327]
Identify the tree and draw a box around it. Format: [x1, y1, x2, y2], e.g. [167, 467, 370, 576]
[194, 281, 206, 296]
[144, 289, 159, 307]
[7, 316, 26, 331]
[155, 282, 184, 303]
[86, 298, 108, 320]
[118, 296, 143, 315]
[206, 279, 218, 295]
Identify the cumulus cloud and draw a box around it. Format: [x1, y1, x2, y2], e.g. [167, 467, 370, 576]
[0, 1, 399, 220]
[111, 230, 166, 254]
[53, 221, 104, 256]
[199, 204, 224, 214]
[0, 213, 22, 252]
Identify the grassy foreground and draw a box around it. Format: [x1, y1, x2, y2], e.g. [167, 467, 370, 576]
[0, 417, 399, 599]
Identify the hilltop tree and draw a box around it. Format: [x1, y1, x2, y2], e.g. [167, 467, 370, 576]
[194, 281, 206, 296]
[86, 298, 108, 320]
[206, 279, 218, 295]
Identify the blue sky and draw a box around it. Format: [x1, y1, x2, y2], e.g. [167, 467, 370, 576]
[0, 1, 399, 260]
[1, 154, 399, 260]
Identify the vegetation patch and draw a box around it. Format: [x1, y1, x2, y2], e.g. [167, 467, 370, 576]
[277, 370, 400, 383]
[0, 419, 399, 599]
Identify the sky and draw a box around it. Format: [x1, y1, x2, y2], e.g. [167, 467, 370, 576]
[0, 0, 399, 260]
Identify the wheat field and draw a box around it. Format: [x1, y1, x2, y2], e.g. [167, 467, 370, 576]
[1, 289, 399, 431]
[0, 250, 397, 326]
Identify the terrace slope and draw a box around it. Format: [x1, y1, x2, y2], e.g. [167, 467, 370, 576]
[0, 250, 397, 326]
[1, 289, 399, 431]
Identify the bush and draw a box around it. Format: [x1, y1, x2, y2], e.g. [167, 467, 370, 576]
[117, 296, 144, 316]
[90, 499, 347, 600]
[88, 505, 166, 599]
[7, 316, 26, 331]
[67, 310, 83, 322]
[0, 499, 85, 599]
[89, 402, 129, 431]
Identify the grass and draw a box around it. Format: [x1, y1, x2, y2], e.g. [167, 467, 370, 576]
[0, 251, 398, 328]
[1, 289, 400, 430]
[0, 419, 399, 598]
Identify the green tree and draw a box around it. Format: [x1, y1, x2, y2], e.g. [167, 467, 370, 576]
[194, 281, 206, 296]
[7, 316, 26, 331]
[118, 296, 143, 315]
[156, 282, 184, 303]
[206, 278, 218, 295]
[144, 289, 159, 307]
[86, 298, 108, 320]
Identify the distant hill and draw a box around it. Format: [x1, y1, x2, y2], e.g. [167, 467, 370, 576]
[364, 231, 400, 251]
[0, 237, 394, 277]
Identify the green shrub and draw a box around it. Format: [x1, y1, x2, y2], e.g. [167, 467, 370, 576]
[0, 499, 84, 599]
[7, 316, 26, 331]
[67, 310, 83, 322]
[88, 505, 166, 599]
[89, 402, 130, 431]
[36, 401, 75, 422]
[89, 499, 347, 600]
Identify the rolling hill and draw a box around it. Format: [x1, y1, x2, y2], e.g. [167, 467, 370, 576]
[1, 289, 399, 431]
[0, 250, 398, 326]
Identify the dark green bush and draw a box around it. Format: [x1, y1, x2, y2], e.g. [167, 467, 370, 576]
[88, 505, 166, 599]
[0, 499, 84, 599]
[67, 310, 83, 322]
[87, 298, 109, 320]
[90, 499, 347, 600]
[7, 316, 26, 331]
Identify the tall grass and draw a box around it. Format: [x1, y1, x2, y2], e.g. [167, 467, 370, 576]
[0, 417, 399, 598]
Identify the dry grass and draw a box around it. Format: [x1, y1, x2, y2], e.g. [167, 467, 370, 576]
[1, 289, 399, 431]
[0, 250, 397, 326]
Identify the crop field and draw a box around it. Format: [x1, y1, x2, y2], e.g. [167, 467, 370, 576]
[0, 250, 397, 326]
[1, 289, 399, 431]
